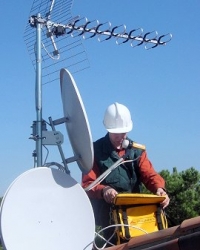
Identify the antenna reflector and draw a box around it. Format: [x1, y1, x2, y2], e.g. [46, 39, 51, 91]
[0, 167, 95, 249]
[60, 68, 94, 174]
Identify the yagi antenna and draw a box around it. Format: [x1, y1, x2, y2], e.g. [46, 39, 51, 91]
[24, 0, 172, 168]
[24, 0, 172, 85]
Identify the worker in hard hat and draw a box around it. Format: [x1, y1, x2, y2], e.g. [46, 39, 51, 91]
[82, 102, 170, 245]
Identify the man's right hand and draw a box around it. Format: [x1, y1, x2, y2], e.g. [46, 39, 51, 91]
[102, 186, 118, 203]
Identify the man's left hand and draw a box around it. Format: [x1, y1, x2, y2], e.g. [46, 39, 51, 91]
[156, 187, 170, 209]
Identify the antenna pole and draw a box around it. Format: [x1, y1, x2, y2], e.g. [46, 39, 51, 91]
[35, 13, 43, 166]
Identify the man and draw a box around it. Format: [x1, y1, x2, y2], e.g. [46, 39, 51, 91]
[82, 102, 170, 244]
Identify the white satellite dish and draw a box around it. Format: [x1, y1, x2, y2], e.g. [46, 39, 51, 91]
[60, 68, 94, 174]
[0, 167, 95, 250]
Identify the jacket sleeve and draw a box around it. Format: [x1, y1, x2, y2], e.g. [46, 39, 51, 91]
[82, 160, 106, 199]
[138, 150, 165, 193]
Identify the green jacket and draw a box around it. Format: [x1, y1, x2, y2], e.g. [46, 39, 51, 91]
[94, 133, 144, 193]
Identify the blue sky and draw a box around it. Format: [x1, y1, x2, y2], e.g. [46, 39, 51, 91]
[0, 0, 200, 197]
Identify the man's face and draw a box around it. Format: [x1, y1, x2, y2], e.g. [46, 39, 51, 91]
[109, 132, 127, 149]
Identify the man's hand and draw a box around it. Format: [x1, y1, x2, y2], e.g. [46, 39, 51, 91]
[102, 186, 118, 203]
[156, 187, 170, 209]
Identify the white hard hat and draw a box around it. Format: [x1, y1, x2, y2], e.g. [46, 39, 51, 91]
[103, 102, 133, 133]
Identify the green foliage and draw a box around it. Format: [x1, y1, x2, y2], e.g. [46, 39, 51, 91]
[160, 167, 200, 226]
[141, 167, 200, 227]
